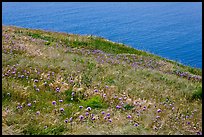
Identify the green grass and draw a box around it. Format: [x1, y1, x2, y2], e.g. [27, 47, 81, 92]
[2, 25, 202, 135]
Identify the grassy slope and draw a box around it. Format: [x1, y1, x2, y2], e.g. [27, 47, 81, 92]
[2, 25, 202, 135]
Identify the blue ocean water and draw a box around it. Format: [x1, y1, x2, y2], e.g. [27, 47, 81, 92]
[2, 2, 202, 68]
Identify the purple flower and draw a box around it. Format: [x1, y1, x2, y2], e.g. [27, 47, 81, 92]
[69, 80, 74, 83]
[119, 97, 122, 101]
[64, 119, 68, 123]
[33, 85, 37, 89]
[85, 112, 89, 116]
[36, 88, 40, 92]
[60, 108, 64, 112]
[59, 99, 63, 103]
[106, 113, 110, 117]
[36, 111, 40, 115]
[27, 103, 31, 107]
[79, 106, 83, 109]
[156, 116, 160, 119]
[116, 105, 122, 109]
[87, 107, 91, 111]
[101, 111, 105, 115]
[34, 79, 38, 82]
[91, 117, 95, 120]
[134, 123, 139, 127]
[71, 92, 75, 96]
[52, 72, 55, 76]
[103, 94, 106, 98]
[157, 109, 162, 113]
[91, 114, 94, 117]
[21, 75, 24, 78]
[56, 87, 60, 92]
[19, 105, 23, 109]
[94, 89, 98, 92]
[69, 117, 73, 122]
[105, 85, 109, 88]
[52, 101, 56, 105]
[79, 115, 84, 120]
[196, 132, 202, 135]
[187, 122, 190, 125]
[109, 119, 112, 122]
[127, 115, 132, 119]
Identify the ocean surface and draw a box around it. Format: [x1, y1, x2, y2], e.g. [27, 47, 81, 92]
[2, 2, 202, 68]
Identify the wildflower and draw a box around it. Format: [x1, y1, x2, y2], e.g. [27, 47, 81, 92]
[33, 100, 36, 103]
[94, 89, 98, 92]
[21, 75, 24, 78]
[196, 132, 202, 135]
[52, 72, 55, 75]
[91, 117, 95, 121]
[187, 122, 190, 125]
[134, 123, 139, 127]
[106, 113, 110, 117]
[33, 85, 37, 89]
[60, 108, 64, 112]
[104, 116, 107, 120]
[71, 92, 75, 96]
[69, 80, 74, 83]
[87, 107, 91, 111]
[105, 85, 109, 88]
[116, 105, 122, 109]
[127, 115, 132, 119]
[36, 88, 40, 92]
[44, 126, 47, 129]
[36, 111, 40, 115]
[79, 115, 84, 120]
[101, 111, 105, 115]
[157, 109, 162, 113]
[59, 99, 63, 103]
[79, 106, 83, 109]
[27, 103, 31, 107]
[52, 101, 56, 105]
[91, 114, 94, 117]
[103, 94, 106, 98]
[56, 87, 60, 92]
[109, 119, 112, 122]
[119, 97, 122, 101]
[156, 116, 160, 119]
[44, 82, 47, 85]
[69, 117, 73, 122]
[34, 79, 38, 82]
[85, 112, 89, 116]
[172, 107, 175, 110]
[64, 119, 68, 123]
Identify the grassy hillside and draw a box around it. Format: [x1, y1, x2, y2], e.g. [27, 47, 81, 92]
[2, 25, 202, 135]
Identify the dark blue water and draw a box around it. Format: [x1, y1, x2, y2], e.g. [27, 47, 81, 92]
[2, 2, 202, 68]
